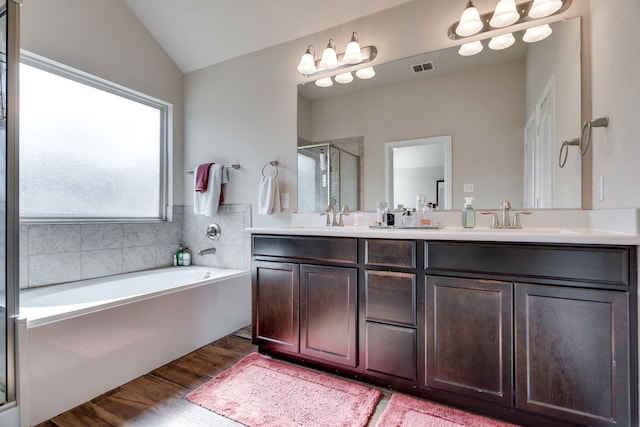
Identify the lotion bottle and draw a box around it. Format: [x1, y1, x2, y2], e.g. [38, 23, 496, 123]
[462, 197, 476, 228]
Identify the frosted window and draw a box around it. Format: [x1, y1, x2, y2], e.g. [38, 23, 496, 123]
[19, 58, 168, 219]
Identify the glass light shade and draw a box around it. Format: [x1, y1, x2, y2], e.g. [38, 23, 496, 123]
[528, 0, 562, 19]
[455, 1, 484, 37]
[318, 39, 339, 70]
[458, 40, 484, 56]
[523, 24, 553, 42]
[488, 32, 515, 50]
[296, 52, 316, 74]
[489, 0, 520, 28]
[356, 67, 375, 79]
[343, 33, 363, 64]
[315, 77, 333, 87]
[335, 72, 354, 84]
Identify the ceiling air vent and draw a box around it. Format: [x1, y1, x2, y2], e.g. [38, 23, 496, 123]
[411, 61, 435, 74]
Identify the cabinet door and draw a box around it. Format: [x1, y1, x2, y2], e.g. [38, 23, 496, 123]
[515, 284, 630, 427]
[300, 264, 357, 367]
[426, 276, 513, 406]
[252, 261, 299, 354]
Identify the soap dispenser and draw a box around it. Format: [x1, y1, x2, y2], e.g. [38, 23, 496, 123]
[462, 197, 476, 228]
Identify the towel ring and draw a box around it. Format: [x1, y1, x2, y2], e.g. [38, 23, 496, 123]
[262, 160, 279, 177]
[579, 117, 609, 156]
[559, 138, 579, 168]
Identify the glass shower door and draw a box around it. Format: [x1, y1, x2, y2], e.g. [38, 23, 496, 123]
[0, 0, 19, 411]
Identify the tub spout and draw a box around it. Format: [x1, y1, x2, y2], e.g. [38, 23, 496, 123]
[198, 247, 217, 255]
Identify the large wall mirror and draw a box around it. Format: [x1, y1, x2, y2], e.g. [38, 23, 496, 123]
[297, 17, 581, 211]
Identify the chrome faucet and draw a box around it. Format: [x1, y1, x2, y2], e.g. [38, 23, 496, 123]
[482, 200, 532, 229]
[321, 204, 338, 226]
[500, 201, 512, 229]
[336, 205, 350, 226]
[198, 247, 217, 255]
[321, 204, 350, 226]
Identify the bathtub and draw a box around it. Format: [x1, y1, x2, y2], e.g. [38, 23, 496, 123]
[17, 266, 251, 426]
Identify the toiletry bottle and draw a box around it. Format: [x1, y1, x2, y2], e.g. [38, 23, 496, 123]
[177, 244, 184, 266]
[173, 254, 177, 266]
[183, 247, 192, 266]
[376, 202, 388, 226]
[415, 194, 426, 225]
[420, 202, 433, 226]
[462, 197, 476, 228]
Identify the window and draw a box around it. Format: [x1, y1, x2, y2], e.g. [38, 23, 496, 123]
[19, 52, 170, 220]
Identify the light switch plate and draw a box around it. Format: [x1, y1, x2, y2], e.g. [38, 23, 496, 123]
[597, 176, 604, 202]
[281, 192, 289, 209]
[463, 183, 474, 193]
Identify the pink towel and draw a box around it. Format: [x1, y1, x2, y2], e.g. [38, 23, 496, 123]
[195, 163, 214, 192]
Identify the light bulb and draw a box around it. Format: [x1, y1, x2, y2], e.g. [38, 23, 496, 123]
[523, 24, 553, 43]
[458, 40, 484, 56]
[343, 32, 363, 64]
[488, 33, 515, 50]
[356, 67, 375, 79]
[489, 0, 520, 28]
[315, 77, 333, 87]
[318, 39, 339, 70]
[528, 0, 562, 19]
[455, 1, 484, 37]
[296, 45, 316, 75]
[335, 72, 354, 84]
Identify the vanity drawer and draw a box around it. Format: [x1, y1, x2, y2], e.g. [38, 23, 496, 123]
[364, 270, 417, 326]
[425, 241, 633, 289]
[364, 239, 416, 269]
[252, 235, 357, 264]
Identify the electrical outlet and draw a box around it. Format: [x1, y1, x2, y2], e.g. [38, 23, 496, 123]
[463, 183, 474, 193]
[597, 176, 604, 202]
[281, 192, 290, 209]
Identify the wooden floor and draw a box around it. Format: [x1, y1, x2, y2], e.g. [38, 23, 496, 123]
[36, 326, 392, 427]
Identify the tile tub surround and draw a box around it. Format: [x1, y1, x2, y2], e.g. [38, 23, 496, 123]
[182, 204, 252, 271]
[19, 204, 252, 289]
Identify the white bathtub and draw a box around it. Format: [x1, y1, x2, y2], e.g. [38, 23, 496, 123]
[17, 266, 251, 426]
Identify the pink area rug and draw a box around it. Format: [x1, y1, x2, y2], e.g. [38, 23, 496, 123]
[186, 352, 381, 427]
[375, 394, 519, 427]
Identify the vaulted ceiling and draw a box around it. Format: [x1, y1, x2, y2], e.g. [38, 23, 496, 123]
[123, 0, 414, 73]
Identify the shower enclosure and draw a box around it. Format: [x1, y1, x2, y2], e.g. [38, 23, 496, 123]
[0, 0, 19, 415]
[297, 143, 360, 212]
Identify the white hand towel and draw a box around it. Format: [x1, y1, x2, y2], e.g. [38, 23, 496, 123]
[194, 163, 224, 216]
[258, 175, 281, 215]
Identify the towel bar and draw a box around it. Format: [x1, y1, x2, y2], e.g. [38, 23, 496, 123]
[184, 163, 240, 174]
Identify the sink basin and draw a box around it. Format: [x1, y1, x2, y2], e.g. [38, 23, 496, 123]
[458, 227, 578, 234]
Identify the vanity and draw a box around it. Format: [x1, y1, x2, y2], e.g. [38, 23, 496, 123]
[249, 220, 638, 427]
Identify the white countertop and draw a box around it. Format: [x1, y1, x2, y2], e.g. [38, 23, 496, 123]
[247, 209, 640, 245]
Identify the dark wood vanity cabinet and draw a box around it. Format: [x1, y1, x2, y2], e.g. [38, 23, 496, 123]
[252, 235, 358, 367]
[361, 239, 419, 385]
[425, 241, 636, 427]
[515, 283, 630, 426]
[252, 235, 637, 427]
[425, 276, 513, 406]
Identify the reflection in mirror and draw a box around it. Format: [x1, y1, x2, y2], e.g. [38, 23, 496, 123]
[297, 139, 362, 211]
[297, 18, 581, 211]
[385, 136, 452, 210]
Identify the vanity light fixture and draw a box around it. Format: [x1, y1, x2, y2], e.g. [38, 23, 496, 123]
[458, 40, 484, 56]
[315, 77, 333, 88]
[528, 0, 563, 19]
[489, 0, 520, 28]
[343, 32, 363, 64]
[318, 39, 339, 70]
[296, 45, 316, 74]
[297, 31, 378, 87]
[488, 32, 515, 50]
[335, 71, 354, 84]
[449, 0, 570, 56]
[355, 67, 375, 79]
[522, 23, 552, 42]
[455, 1, 484, 37]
